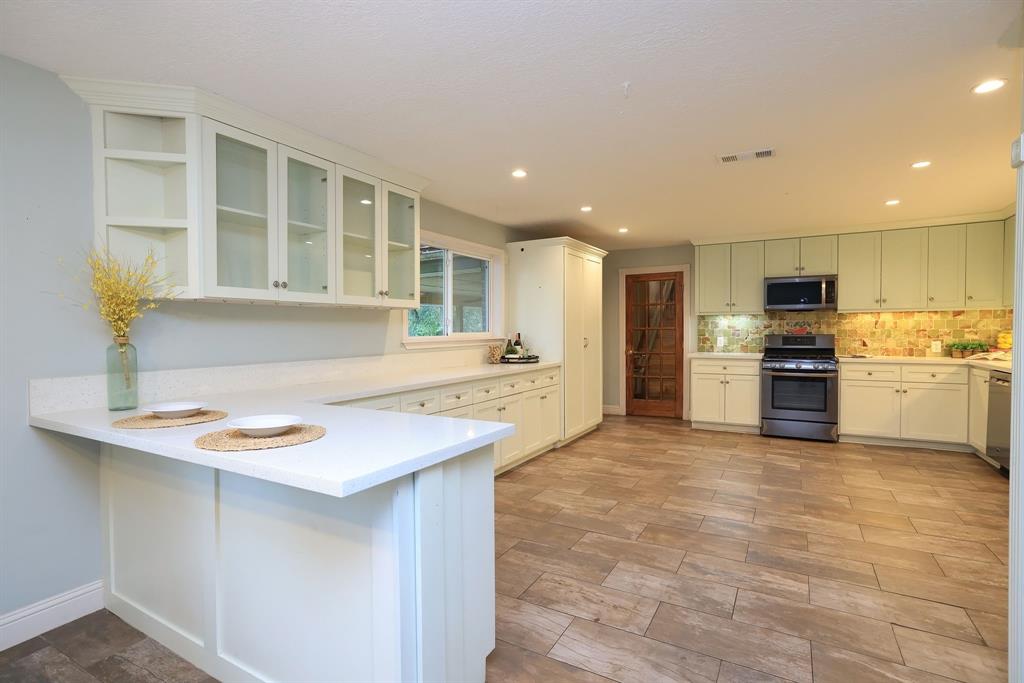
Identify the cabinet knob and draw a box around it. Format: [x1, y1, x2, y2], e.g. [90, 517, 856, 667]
[968, 295, 974, 300]
[273, 280, 280, 288]
[378, 289, 385, 296]
[419, 401, 426, 408]
[281, 281, 288, 289]
[867, 371, 873, 376]
[882, 298, 888, 303]
[903, 389, 908, 393]
[875, 298, 880, 304]
[540, 395, 547, 400]
[583, 337, 589, 348]
[929, 296, 934, 301]
[931, 373, 937, 378]
[895, 388, 901, 393]
[725, 380, 731, 384]
[484, 389, 491, 394]
[455, 394, 461, 399]
[384, 290, 391, 296]
[720, 380, 726, 384]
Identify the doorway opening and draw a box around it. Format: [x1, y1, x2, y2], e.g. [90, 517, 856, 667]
[625, 271, 685, 418]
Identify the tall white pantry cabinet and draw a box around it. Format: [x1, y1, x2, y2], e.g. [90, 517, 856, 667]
[508, 238, 607, 441]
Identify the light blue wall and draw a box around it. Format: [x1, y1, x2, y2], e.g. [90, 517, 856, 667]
[0, 55, 508, 613]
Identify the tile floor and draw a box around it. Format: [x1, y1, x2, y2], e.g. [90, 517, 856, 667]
[1, 416, 1009, 682]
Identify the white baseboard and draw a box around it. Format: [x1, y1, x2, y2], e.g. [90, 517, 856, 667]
[603, 404, 626, 416]
[839, 435, 974, 453]
[691, 421, 760, 434]
[0, 580, 104, 650]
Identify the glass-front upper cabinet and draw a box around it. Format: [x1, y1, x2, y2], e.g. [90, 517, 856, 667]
[202, 120, 277, 299]
[337, 168, 382, 305]
[278, 147, 335, 303]
[381, 182, 420, 308]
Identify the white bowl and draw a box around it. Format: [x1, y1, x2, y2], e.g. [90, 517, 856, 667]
[143, 401, 208, 419]
[227, 414, 302, 438]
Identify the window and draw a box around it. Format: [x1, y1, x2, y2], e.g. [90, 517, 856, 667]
[404, 231, 503, 347]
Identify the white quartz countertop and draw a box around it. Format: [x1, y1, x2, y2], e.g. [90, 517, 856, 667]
[29, 362, 561, 499]
[688, 352, 764, 359]
[837, 355, 1012, 372]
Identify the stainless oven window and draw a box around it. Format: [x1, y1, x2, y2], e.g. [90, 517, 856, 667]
[771, 375, 829, 413]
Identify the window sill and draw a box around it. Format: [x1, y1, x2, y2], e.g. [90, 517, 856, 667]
[401, 336, 505, 351]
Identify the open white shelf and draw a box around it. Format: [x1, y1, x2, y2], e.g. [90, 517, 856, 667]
[106, 223, 189, 287]
[104, 149, 187, 165]
[106, 158, 187, 220]
[104, 111, 186, 154]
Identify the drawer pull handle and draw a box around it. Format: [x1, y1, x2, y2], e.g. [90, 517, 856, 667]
[540, 395, 547, 400]
[903, 389, 908, 393]
[895, 388, 901, 393]
[867, 372, 873, 376]
[931, 373, 937, 378]
[484, 389, 491, 394]
[419, 401, 426, 408]
[455, 394, 461, 400]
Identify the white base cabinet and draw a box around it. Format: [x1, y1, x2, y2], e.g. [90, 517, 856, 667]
[839, 363, 968, 444]
[689, 359, 760, 428]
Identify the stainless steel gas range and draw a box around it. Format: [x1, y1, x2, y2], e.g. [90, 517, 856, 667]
[760, 334, 839, 442]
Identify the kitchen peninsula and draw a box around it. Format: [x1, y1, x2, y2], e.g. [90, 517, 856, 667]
[26, 360, 561, 683]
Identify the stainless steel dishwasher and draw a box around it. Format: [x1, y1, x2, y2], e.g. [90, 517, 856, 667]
[985, 370, 1012, 474]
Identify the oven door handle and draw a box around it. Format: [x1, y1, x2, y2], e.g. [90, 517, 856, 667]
[763, 371, 838, 378]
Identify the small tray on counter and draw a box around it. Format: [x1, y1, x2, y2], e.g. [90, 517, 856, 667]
[500, 355, 540, 364]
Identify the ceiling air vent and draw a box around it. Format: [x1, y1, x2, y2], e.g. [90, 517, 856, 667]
[718, 148, 776, 164]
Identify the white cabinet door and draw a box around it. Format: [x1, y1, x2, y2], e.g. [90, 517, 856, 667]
[968, 369, 990, 453]
[563, 251, 585, 438]
[730, 241, 765, 313]
[839, 380, 901, 438]
[965, 221, 1004, 309]
[690, 373, 725, 423]
[881, 228, 928, 310]
[583, 255, 603, 428]
[540, 386, 561, 447]
[1004, 215, 1016, 308]
[697, 244, 732, 314]
[764, 239, 800, 277]
[278, 146, 335, 303]
[926, 224, 965, 310]
[521, 388, 545, 455]
[723, 374, 759, 426]
[838, 232, 881, 311]
[473, 399, 503, 469]
[203, 120, 278, 300]
[337, 167, 383, 306]
[380, 182, 419, 309]
[800, 235, 838, 275]
[499, 394, 525, 466]
[900, 382, 968, 444]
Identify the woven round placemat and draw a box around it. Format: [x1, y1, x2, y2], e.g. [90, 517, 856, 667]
[112, 410, 228, 429]
[194, 424, 326, 452]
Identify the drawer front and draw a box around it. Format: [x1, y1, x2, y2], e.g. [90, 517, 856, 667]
[691, 359, 760, 376]
[473, 380, 500, 403]
[400, 389, 441, 415]
[536, 367, 561, 388]
[500, 375, 528, 396]
[438, 405, 473, 419]
[439, 383, 474, 411]
[840, 363, 901, 382]
[901, 365, 968, 385]
[341, 395, 401, 412]
[518, 371, 550, 392]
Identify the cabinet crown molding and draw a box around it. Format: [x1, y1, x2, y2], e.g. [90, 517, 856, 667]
[60, 76, 429, 192]
[506, 236, 607, 258]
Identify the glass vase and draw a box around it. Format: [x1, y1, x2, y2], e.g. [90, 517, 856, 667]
[106, 337, 138, 411]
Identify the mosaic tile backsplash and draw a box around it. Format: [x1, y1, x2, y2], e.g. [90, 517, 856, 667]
[697, 309, 1014, 356]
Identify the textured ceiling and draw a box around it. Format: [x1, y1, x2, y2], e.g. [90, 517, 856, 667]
[1, 0, 1021, 248]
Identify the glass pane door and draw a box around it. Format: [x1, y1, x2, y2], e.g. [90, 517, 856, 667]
[383, 183, 419, 307]
[625, 273, 684, 417]
[214, 133, 272, 291]
[339, 171, 380, 303]
[279, 148, 334, 302]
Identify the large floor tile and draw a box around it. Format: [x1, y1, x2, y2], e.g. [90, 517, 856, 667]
[810, 642, 956, 683]
[893, 626, 1008, 683]
[676, 552, 809, 602]
[605, 502, 703, 531]
[860, 526, 1000, 563]
[731, 590, 903, 663]
[496, 594, 573, 655]
[744, 543, 879, 588]
[502, 540, 618, 584]
[806, 533, 943, 574]
[645, 602, 812, 683]
[572, 532, 685, 572]
[638, 524, 749, 561]
[602, 561, 737, 617]
[486, 640, 613, 682]
[521, 573, 659, 635]
[698, 517, 808, 550]
[496, 513, 588, 548]
[0, 646, 97, 683]
[548, 618, 720, 683]
[875, 566, 1008, 615]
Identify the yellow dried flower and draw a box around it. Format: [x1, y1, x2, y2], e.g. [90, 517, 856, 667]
[86, 248, 173, 339]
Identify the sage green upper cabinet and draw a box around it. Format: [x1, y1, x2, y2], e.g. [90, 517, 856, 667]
[838, 232, 881, 311]
[881, 228, 928, 310]
[730, 241, 765, 313]
[697, 243, 732, 314]
[764, 236, 837, 277]
[764, 239, 800, 277]
[799, 235, 838, 275]
[965, 221, 1004, 309]
[926, 224, 965, 310]
[1005, 215, 1017, 308]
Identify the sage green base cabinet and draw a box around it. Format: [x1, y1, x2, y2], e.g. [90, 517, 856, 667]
[839, 363, 968, 444]
[968, 367, 990, 453]
[696, 242, 764, 314]
[689, 359, 760, 427]
[764, 235, 837, 277]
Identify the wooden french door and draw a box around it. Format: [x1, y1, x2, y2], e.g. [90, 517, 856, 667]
[625, 272, 684, 417]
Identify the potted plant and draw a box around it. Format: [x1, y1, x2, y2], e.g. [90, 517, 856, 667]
[948, 341, 969, 358]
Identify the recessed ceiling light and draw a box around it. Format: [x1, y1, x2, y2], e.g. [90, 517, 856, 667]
[885, 199, 901, 206]
[580, 206, 593, 212]
[911, 160, 931, 169]
[360, 199, 372, 205]
[618, 227, 629, 233]
[511, 168, 528, 178]
[972, 79, 1006, 94]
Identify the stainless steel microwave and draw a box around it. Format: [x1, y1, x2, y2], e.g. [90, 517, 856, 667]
[764, 275, 837, 311]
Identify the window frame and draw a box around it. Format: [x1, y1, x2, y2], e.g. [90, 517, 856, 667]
[402, 230, 505, 349]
